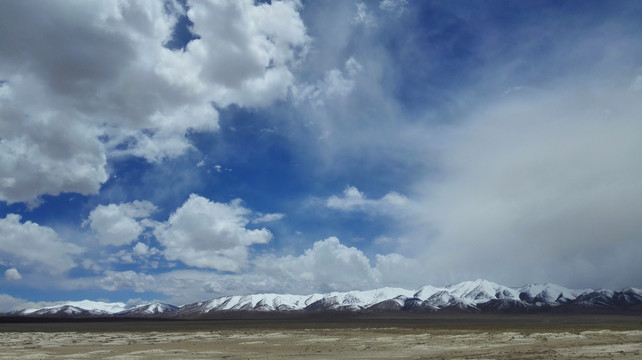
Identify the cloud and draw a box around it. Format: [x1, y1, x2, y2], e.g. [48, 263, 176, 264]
[4, 268, 21, 281]
[326, 185, 410, 217]
[0, 214, 82, 274]
[132, 242, 149, 256]
[82, 236, 421, 303]
[353, 2, 375, 27]
[293, 57, 362, 107]
[0, 294, 29, 312]
[374, 252, 423, 287]
[411, 78, 642, 289]
[97, 270, 156, 293]
[154, 194, 272, 272]
[0, 0, 308, 203]
[257, 237, 376, 292]
[252, 213, 286, 224]
[379, 0, 407, 15]
[87, 200, 157, 246]
[292, 2, 642, 290]
[182, 0, 309, 108]
[255, 237, 422, 293]
[0, 79, 108, 203]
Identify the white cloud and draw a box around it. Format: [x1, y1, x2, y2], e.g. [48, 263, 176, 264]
[288, 2, 642, 290]
[0, 214, 82, 274]
[0, 81, 108, 203]
[379, 0, 407, 15]
[81, 236, 422, 303]
[257, 237, 376, 292]
[254, 237, 422, 293]
[132, 242, 149, 256]
[4, 268, 21, 281]
[252, 213, 286, 224]
[0, 294, 29, 312]
[155, 194, 272, 272]
[411, 81, 642, 289]
[326, 185, 410, 217]
[293, 57, 362, 107]
[374, 253, 424, 287]
[354, 2, 375, 27]
[0, 0, 308, 203]
[173, 0, 309, 108]
[97, 270, 156, 293]
[88, 200, 157, 246]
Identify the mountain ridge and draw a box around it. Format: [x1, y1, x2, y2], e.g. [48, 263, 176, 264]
[7, 280, 642, 318]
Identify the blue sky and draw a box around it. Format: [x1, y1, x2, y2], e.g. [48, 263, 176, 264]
[1, 0, 642, 310]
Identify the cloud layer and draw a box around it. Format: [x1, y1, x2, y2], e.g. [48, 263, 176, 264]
[411, 79, 642, 288]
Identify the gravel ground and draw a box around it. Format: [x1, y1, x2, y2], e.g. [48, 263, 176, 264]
[0, 327, 640, 359]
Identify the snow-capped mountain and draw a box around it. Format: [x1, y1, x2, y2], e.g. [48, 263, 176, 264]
[518, 283, 591, 305]
[17, 300, 128, 317]
[173, 287, 415, 316]
[8, 280, 642, 318]
[115, 302, 178, 317]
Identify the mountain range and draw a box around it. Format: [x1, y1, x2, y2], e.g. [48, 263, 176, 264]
[7, 280, 642, 318]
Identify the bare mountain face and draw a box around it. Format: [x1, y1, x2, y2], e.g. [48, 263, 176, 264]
[8, 280, 642, 318]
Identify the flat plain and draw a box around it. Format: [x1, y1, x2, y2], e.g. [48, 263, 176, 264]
[0, 314, 640, 359]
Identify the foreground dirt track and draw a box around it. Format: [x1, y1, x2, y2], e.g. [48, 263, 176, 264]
[1, 314, 640, 359]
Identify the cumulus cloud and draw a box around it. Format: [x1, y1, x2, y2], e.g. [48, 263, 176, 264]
[257, 237, 376, 292]
[0, 0, 308, 203]
[182, 0, 309, 108]
[88, 200, 157, 246]
[155, 194, 272, 272]
[132, 242, 150, 256]
[4, 268, 21, 281]
[254, 237, 422, 293]
[0, 214, 81, 274]
[88, 237, 422, 303]
[326, 185, 410, 217]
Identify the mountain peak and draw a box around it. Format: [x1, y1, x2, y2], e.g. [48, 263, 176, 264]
[19, 300, 128, 316]
[10, 280, 642, 318]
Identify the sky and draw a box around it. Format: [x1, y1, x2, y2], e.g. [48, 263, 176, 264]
[1, 0, 642, 311]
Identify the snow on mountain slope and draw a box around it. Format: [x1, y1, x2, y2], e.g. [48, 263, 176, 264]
[518, 283, 591, 304]
[196, 287, 416, 313]
[320, 287, 415, 309]
[11, 281, 642, 317]
[413, 285, 446, 300]
[424, 290, 459, 307]
[117, 302, 178, 316]
[202, 293, 320, 312]
[574, 289, 617, 308]
[20, 300, 127, 315]
[445, 279, 521, 304]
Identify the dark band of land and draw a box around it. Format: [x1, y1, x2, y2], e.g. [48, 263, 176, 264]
[1, 312, 640, 333]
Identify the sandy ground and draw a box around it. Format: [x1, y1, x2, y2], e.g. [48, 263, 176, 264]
[0, 328, 640, 359]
